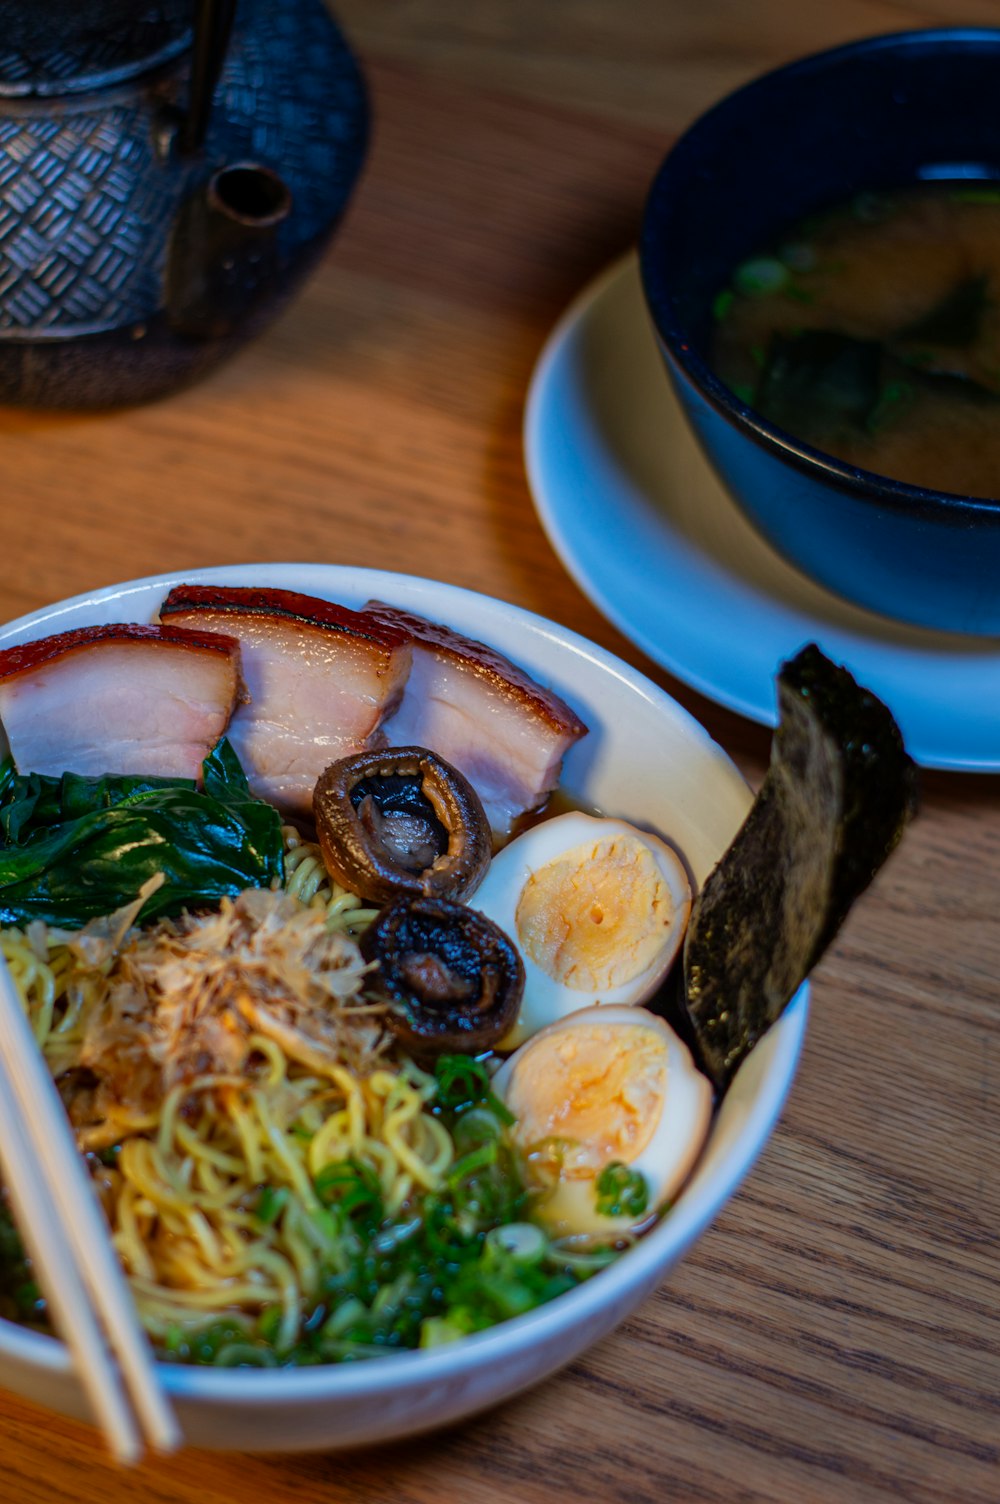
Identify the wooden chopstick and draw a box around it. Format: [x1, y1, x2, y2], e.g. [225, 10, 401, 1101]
[0, 955, 180, 1463]
[0, 1071, 142, 1462]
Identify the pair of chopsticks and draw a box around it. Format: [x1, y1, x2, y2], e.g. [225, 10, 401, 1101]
[0, 954, 180, 1464]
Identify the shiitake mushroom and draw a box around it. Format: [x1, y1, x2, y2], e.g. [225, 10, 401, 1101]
[313, 746, 491, 906]
[360, 896, 524, 1056]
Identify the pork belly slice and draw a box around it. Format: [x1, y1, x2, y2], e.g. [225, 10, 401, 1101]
[160, 585, 413, 813]
[0, 623, 243, 781]
[364, 601, 588, 839]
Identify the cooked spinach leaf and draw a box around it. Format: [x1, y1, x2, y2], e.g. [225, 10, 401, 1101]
[0, 739, 283, 927]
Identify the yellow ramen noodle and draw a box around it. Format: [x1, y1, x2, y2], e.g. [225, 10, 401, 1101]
[0, 832, 454, 1354]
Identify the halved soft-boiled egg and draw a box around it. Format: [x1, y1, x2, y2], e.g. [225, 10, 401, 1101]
[492, 1005, 713, 1241]
[473, 811, 692, 1048]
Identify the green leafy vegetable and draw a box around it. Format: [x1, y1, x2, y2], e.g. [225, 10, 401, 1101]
[594, 1162, 649, 1219]
[898, 273, 989, 347]
[755, 330, 884, 439]
[753, 316, 999, 449]
[0, 739, 283, 927]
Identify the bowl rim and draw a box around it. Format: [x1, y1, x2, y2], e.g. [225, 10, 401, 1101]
[0, 562, 808, 1408]
[639, 24, 1000, 518]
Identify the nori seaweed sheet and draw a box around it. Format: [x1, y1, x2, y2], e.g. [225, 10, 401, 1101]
[681, 644, 919, 1091]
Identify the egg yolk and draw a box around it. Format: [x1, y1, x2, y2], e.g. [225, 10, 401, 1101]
[515, 835, 673, 990]
[504, 1023, 668, 1177]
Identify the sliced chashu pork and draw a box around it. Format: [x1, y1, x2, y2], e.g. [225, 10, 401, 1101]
[0, 623, 243, 780]
[159, 585, 412, 813]
[364, 601, 588, 840]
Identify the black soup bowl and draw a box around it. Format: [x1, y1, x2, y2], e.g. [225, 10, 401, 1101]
[639, 29, 1000, 636]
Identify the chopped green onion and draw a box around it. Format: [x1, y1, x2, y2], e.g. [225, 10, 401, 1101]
[14, 1279, 42, 1315]
[474, 1273, 542, 1319]
[163, 1323, 187, 1356]
[447, 1140, 499, 1187]
[314, 1158, 384, 1224]
[594, 1162, 649, 1219]
[322, 1297, 369, 1339]
[734, 257, 789, 297]
[779, 242, 816, 272]
[187, 1320, 251, 1364]
[950, 186, 1000, 205]
[214, 1343, 279, 1368]
[256, 1305, 285, 1345]
[549, 1242, 621, 1277]
[433, 1054, 491, 1110]
[433, 1054, 514, 1124]
[254, 1185, 289, 1226]
[852, 191, 890, 223]
[453, 1106, 505, 1152]
[866, 379, 916, 435]
[419, 1315, 470, 1348]
[485, 1222, 547, 1265]
[140, 1076, 632, 1367]
[712, 288, 735, 321]
[784, 283, 815, 305]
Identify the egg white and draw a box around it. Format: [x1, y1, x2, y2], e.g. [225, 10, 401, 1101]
[493, 1005, 713, 1241]
[474, 811, 692, 1048]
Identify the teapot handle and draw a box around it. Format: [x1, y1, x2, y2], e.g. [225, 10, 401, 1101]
[180, 0, 238, 153]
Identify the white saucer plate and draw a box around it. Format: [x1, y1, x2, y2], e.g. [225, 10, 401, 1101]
[524, 253, 1000, 773]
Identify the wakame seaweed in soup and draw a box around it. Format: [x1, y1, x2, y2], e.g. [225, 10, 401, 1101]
[710, 183, 1000, 497]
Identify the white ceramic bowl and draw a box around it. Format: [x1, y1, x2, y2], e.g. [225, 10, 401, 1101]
[0, 563, 808, 1451]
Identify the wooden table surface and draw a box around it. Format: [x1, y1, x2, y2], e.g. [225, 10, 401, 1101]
[1, 2, 997, 1500]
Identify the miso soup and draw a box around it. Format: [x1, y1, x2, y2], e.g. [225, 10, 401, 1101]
[710, 184, 1000, 498]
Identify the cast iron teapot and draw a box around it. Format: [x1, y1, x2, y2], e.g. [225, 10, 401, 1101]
[0, 0, 367, 406]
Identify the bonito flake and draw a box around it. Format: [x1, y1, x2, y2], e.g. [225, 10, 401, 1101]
[50, 888, 385, 1148]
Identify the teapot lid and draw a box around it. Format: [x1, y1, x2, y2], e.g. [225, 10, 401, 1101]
[0, 1, 191, 97]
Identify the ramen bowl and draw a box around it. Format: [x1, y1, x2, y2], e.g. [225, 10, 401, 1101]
[640, 28, 1000, 635]
[0, 563, 807, 1452]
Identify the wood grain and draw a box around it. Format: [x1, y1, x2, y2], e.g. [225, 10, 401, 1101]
[0, 3, 996, 1501]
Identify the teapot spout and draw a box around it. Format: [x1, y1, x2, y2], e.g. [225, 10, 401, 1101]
[166, 162, 292, 339]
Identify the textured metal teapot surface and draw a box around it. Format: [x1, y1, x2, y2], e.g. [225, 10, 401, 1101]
[0, 0, 367, 406]
[0, 1, 193, 94]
